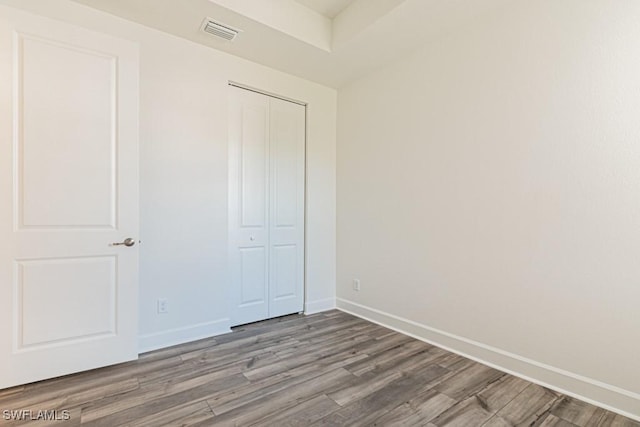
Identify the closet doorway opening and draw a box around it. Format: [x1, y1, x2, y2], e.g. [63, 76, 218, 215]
[228, 83, 306, 326]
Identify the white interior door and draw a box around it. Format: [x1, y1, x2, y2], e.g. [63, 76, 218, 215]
[0, 8, 139, 389]
[228, 86, 305, 326]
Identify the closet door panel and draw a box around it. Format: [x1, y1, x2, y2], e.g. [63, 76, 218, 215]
[229, 88, 270, 326]
[269, 97, 305, 317]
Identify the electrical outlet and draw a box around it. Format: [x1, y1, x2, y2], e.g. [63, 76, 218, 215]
[352, 279, 361, 291]
[157, 298, 168, 314]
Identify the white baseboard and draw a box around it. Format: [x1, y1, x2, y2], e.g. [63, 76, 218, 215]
[336, 298, 640, 422]
[138, 318, 232, 354]
[304, 297, 336, 315]
[138, 297, 336, 354]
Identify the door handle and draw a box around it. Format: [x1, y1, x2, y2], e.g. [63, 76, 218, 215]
[112, 238, 136, 247]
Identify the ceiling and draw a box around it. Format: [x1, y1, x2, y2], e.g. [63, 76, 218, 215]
[295, 0, 356, 19]
[70, 0, 515, 88]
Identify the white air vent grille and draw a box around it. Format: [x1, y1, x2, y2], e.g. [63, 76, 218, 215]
[201, 19, 240, 41]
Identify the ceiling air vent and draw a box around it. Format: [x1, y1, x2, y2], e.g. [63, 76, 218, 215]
[201, 18, 241, 41]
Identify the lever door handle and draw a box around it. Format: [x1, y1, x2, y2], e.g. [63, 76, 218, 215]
[112, 238, 136, 247]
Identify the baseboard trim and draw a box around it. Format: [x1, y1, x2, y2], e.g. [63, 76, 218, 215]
[336, 298, 640, 421]
[304, 297, 336, 315]
[138, 318, 232, 354]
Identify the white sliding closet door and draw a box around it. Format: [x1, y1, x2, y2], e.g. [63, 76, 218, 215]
[228, 86, 305, 326]
[229, 89, 270, 325]
[268, 96, 306, 318]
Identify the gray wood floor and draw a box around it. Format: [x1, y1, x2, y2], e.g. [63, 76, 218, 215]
[0, 310, 638, 426]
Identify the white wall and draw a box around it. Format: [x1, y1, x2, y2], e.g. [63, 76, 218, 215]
[337, 0, 640, 419]
[0, 0, 336, 351]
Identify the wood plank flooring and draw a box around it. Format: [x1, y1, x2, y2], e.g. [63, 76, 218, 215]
[0, 310, 638, 426]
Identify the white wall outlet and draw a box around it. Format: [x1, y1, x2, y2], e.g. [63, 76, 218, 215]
[352, 279, 361, 291]
[157, 298, 168, 314]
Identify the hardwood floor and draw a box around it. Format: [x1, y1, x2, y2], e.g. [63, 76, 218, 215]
[0, 310, 638, 426]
